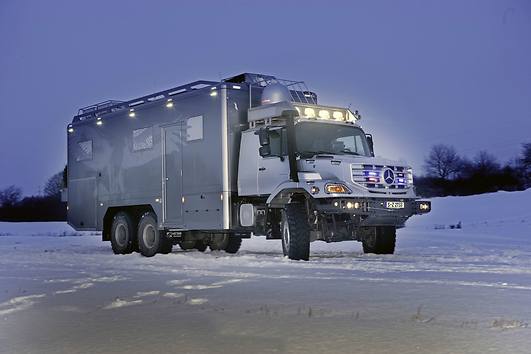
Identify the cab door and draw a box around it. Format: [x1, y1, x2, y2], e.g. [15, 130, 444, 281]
[258, 128, 289, 195]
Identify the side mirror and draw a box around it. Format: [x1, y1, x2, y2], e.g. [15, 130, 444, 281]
[366, 134, 374, 156]
[257, 128, 270, 146]
[259, 145, 271, 157]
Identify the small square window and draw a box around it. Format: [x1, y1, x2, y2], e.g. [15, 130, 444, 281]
[76, 140, 93, 162]
[133, 127, 153, 151]
[186, 116, 203, 141]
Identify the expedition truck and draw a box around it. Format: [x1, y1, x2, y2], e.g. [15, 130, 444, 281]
[64, 73, 431, 261]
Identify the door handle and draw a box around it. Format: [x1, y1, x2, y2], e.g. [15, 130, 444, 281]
[258, 167, 266, 171]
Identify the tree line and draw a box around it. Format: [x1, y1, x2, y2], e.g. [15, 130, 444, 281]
[415, 143, 531, 197]
[0, 169, 66, 221]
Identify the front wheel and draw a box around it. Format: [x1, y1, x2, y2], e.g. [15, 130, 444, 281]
[362, 226, 396, 254]
[281, 204, 310, 261]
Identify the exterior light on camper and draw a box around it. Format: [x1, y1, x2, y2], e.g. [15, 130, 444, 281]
[128, 109, 136, 118]
[318, 110, 330, 119]
[333, 111, 344, 120]
[210, 90, 218, 97]
[304, 107, 316, 118]
[232, 85, 241, 90]
[96, 118, 103, 126]
[166, 99, 173, 108]
[68, 126, 74, 133]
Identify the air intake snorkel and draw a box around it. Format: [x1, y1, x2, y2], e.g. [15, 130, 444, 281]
[283, 109, 299, 183]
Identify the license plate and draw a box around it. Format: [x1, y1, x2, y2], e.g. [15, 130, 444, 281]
[386, 201, 404, 209]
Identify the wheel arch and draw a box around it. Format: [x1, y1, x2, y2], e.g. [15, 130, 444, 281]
[266, 182, 312, 208]
[102, 204, 156, 241]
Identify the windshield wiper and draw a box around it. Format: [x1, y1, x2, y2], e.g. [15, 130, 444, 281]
[297, 150, 335, 158]
[340, 150, 362, 156]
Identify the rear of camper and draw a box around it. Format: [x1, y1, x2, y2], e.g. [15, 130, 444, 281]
[66, 80, 253, 255]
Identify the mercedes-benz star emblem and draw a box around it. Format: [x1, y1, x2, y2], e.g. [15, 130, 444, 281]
[383, 169, 395, 185]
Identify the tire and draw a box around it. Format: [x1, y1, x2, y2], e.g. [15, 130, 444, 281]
[195, 240, 208, 252]
[159, 239, 173, 254]
[362, 226, 396, 254]
[110, 211, 135, 254]
[281, 203, 310, 261]
[137, 212, 170, 257]
[224, 236, 242, 254]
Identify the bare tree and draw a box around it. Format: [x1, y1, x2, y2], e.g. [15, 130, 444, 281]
[473, 150, 500, 174]
[0, 185, 22, 207]
[519, 143, 531, 186]
[520, 143, 531, 169]
[44, 172, 64, 199]
[424, 144, 461, 179]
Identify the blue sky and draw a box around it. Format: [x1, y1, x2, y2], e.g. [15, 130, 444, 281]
[1, 0, 530, 195]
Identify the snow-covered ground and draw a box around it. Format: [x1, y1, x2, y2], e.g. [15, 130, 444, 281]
[1, 190, 530, 353]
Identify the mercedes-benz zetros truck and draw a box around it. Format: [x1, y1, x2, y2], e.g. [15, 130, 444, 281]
[65, 73, 431, 260]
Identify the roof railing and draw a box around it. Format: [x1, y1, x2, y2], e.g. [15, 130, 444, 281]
[73, 80, 217, 122]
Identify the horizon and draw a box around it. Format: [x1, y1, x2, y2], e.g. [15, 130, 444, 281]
[1, 0, 530, 195]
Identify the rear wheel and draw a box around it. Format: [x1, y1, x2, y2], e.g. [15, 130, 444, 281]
[194, 240, 208, 252]
[224, 236, 242, 254]
[137, 212, 171, 257]
[362, 226, 396, 254]
[281, 203, 310, 261]
[110, 212, 135, 254]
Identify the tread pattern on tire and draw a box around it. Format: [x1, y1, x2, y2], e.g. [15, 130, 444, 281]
[362, 226, 396, 254]
[282, 203, 310, 261]
[137, 212, 166, 257]
[110, 212, 134, 255]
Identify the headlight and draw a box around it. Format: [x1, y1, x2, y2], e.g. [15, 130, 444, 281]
[325, 183, 351, 194]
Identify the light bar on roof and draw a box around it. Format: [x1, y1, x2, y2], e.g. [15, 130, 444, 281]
[293, 103, 359, 123]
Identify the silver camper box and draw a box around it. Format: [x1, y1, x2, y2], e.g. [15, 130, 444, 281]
[66, 73, 315, 238]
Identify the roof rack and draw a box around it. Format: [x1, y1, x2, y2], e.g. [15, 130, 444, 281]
[73, 80, 218, 122]
[223, 73, 318, 106]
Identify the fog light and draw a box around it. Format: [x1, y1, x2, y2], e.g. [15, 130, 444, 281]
[333, 201, 339, 207]
[310, 186, 320, 194]
[419, 203, 429, 210]
[346, 201, 360, 209]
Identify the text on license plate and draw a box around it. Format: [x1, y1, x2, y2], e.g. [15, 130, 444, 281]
[386, 201, 405, 209]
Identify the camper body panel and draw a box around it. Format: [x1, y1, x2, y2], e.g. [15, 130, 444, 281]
[67, 87, 250, 232]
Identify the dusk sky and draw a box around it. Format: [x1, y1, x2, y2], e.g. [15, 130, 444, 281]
[1, 0, 530, 195]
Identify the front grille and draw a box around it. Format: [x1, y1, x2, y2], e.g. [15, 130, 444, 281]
[351, 164, 412, 190]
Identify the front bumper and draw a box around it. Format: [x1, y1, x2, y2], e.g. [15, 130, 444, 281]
[313, 197, 431, 226]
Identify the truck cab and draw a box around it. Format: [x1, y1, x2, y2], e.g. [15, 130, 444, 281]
[235, 81, 431, 260]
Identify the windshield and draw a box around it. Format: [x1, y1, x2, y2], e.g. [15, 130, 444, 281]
[295, 122, 371, 157]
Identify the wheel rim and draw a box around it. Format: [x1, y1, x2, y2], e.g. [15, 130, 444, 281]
[143, 224, 157, 248]
[282, 212, 290, 253]
[115, 223, 127, 247]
